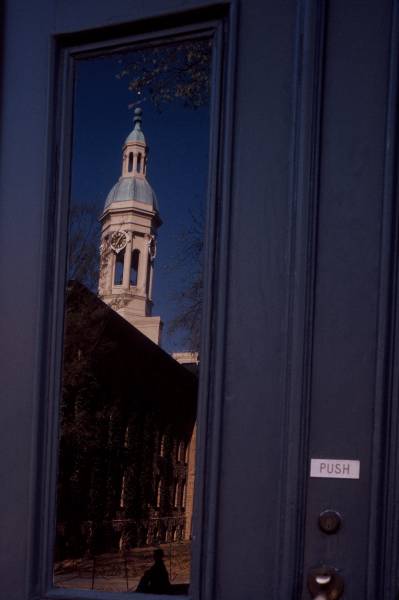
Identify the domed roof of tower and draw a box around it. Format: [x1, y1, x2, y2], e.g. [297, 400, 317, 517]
[125, 107, 145, 144]
[105, 176, 158, 210]
[104, 109, 159, 212]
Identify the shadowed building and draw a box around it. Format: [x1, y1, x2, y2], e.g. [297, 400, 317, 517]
[56, 281, 197, 559]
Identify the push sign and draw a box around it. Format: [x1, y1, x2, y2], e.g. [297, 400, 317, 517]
[310, 458, 360, 480]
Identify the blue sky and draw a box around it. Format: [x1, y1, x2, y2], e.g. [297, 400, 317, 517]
[70, 53, 210, 352]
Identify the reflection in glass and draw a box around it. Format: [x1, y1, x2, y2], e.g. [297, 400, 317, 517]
[130, 249, 140, 286]
[54, 40, 211, 594]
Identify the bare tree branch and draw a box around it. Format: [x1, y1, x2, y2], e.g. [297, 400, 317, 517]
[167, 209, 204, 350]
[117, 39, 212, 110]
[68, 202, 100, 291]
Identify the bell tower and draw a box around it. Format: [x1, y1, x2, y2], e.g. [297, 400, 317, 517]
[98, 108, 163, 344]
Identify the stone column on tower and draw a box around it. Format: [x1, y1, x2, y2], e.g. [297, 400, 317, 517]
[122, 233, 133, 290]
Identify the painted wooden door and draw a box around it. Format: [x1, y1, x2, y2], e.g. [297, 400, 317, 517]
[1, 1, 399, 599]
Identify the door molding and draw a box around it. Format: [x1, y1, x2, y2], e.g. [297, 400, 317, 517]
[32, 4, 239, 600]
[276, 1, 328, 597]
[376, 2, 399, 598]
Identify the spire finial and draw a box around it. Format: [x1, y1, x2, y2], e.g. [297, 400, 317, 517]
[134, 107, 143, 130]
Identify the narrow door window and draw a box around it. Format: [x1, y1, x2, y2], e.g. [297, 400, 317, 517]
[55, 37, 211, 595]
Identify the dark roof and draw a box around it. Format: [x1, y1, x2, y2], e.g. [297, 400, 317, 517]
[63, 281, 197, 424]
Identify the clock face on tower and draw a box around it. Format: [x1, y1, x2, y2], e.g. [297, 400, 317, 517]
[110, 231, 128, 253]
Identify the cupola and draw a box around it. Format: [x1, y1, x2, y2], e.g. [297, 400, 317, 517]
[122, 107, 148, 178]
[104, 107, 159, 212]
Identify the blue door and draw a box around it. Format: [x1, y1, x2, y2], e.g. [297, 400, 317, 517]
[1, 1, 399, 599]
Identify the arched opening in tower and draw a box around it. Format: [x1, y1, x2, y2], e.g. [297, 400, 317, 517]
[130, 249, 140, 286]
[128, 152, 133, 172]
[146, 259, 151, 297]
[114, 250, 124, 285]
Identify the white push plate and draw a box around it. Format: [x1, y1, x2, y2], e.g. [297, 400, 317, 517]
[310, 458, 360, 479]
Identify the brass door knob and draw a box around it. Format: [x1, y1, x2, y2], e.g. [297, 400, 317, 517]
[307, 566, 344, 599]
